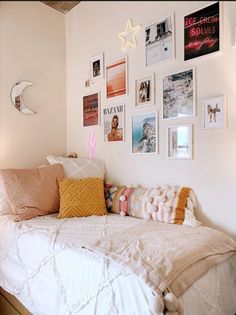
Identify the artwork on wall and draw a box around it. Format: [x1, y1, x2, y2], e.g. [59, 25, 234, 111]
[106, 57, 127, 98]
[83, 92, 100, 127]
[103, 104, 125, 142]
[167, 125, 193, 159]
[90, 53, 104, 83]
[132, 111, 158, 154]
[202, 95, 226, 129]
[162, 68, 195, 120]
[135, 73, 155, 108]
[118, 19, 141, 52]
[145, 14, 175, 67]
[184, 2, 220, 61]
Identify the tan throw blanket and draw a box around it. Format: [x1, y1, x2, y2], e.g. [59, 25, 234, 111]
[85, 221, 236, 314]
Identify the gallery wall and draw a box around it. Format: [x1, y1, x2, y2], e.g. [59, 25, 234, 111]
[0, 1, 66, 168]
[65, 1, 236, 238]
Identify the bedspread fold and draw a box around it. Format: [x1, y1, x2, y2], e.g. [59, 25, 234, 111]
[84, 221, 236, 313]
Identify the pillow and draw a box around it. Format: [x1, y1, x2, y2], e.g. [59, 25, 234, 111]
[0, 177, 11, 215]
[58, 177, 107, 219]
[0, 164, 64, 221]
[47, 155, 105, 179]
[105, 183, 201, 227]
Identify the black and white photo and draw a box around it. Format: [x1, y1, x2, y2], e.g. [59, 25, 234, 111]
[163, 68, 195, 120]
[145, 14, 175, 66]
[90, 53, 104, 83]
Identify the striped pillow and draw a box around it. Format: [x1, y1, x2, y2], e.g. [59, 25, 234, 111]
[105, 184, 200, 227]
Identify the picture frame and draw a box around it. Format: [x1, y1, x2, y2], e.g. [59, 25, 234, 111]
[103, 104, 125, 142]
[184, 2, 221, 61]
[83, 92, 100, 127]
[167, 125, 193, 159]
[90, 53, 104, 83]
[131, 111, 158, 154]
[135, 73, 155, 108]
[162, 68, 195, 120]
[202, 96, 226, 129]
[106, 56, 128, 98]
[145, 13, 175, 67]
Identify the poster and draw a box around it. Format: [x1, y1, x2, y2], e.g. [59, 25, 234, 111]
[184, 2, 220, 61]
[103, 104, 125, 142]
[106, 57, 127, 98]
[83, 92, 100, 126]
[132, 112, 157, 154]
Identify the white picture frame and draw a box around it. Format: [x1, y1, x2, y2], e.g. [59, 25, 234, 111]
[145, 13, 175, 67]
[103, 104, 125, 142]
[202, 96, 226, 129]
[106, 56, 128, 99]
[135, 73, 155, 108]
[162, 68, 196, 120]
[90, 53, 104, 83]
[167, 125, 193, 159]
[131, 111, 158, 154]
[184, 1, 222, 62]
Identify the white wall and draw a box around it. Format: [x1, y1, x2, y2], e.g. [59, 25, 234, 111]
[66, 1, 236, 239]
[0, 1, 66, 168]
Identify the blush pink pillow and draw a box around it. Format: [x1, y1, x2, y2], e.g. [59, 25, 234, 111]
[0, 164, 64, 221]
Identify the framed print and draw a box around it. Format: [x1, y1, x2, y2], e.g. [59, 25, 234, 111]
[163, 68, 195, 120]
[135, 73, 154, 108]
[103, 104, 125, 142]
[106, 57, 127, 98]
[184, 2, 220, 61]
[132, 111, 158, 154]
[167, 125, 193, 159]
[83, 92, 100, 127]
[90, 53, 104, 83]
[202, 95, 226, 129]
[145, 14, 175, 67]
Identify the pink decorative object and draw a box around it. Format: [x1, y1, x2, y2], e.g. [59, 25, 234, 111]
[87, 130, 96, 160]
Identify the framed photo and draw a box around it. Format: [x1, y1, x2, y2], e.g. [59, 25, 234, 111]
[135, 73, 155, 108]
[145, 14, 175, 67]
[106, 57, 127, 98]
[90, 53, 104, 83]
[184, 2, 220, 61]
[83, 92, 100, 127]
[103, 104, 125, 142]
[167, 125, 193, 159]
[132, 111, 158, 154]
[163, 68, 195, 120]
[202, 96, 226, 129]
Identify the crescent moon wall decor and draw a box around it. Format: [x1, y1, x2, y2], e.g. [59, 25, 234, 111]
[10, 81, 37, 115]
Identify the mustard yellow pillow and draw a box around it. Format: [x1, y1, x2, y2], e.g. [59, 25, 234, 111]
[58, 177, 107, 218]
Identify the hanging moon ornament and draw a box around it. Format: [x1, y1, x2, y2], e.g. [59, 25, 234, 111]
[10, 81, 37, 115]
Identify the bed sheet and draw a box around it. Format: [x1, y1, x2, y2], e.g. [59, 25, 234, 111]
[0, 214, 236, 315]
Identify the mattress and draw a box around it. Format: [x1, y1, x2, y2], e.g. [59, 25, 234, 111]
[0, 213, 236, 315]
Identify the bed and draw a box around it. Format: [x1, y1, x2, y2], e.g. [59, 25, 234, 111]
[0, 213, 236, 315]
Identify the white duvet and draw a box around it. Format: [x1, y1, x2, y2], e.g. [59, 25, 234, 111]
[0, 214, 236, 315]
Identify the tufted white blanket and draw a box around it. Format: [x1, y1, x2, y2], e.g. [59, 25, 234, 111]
[0, 214, 236, 315]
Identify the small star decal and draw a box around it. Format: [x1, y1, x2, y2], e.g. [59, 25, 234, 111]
[118, 19, 141, 52]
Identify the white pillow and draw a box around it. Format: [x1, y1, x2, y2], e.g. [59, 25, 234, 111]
[47, 156, 105, 179]
[0, 176, 11, 215]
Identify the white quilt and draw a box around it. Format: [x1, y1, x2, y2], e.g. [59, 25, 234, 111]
[0, 214, 236, 315]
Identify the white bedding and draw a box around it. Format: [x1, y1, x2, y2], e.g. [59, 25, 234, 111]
[0, 214, 236, 315]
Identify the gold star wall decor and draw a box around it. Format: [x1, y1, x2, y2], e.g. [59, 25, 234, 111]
[118, 19, 141, 52]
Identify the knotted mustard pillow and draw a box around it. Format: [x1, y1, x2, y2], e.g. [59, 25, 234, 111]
[58, 177, 107, 218]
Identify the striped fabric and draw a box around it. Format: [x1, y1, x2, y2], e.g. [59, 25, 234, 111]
[105, 184, 200, 226]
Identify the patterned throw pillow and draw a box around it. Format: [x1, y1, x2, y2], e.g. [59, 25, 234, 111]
[0, 177, 11, 215]
[105, 184, 201, 227]
[47, 156, 105, 179]
[0, 164, 64, 221]
[58, 177, 107, 219]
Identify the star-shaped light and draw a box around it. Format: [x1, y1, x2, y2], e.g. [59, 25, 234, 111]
[118, 19, 141, 52]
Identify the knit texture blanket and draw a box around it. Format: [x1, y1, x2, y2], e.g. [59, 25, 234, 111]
[85, 221, 236, 314]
